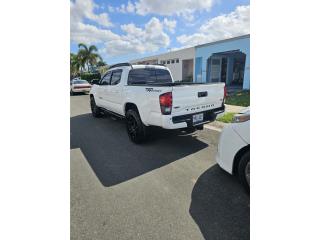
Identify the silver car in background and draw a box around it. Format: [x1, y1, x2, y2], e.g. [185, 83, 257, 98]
[70, 79, 91, 95]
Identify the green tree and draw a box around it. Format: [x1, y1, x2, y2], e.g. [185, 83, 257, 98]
[77, 43, 103, 72]
[70, 53, 83, 78]
[96, 60, 106, 67]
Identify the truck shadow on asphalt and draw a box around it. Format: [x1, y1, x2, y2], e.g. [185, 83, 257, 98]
[189, 165, 250, 240]
[70, 113, 208, 187]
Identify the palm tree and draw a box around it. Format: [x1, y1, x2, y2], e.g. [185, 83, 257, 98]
[96, 60, 106, 67]
[70, 53, 82, 77]
[78, 43, 103, 72]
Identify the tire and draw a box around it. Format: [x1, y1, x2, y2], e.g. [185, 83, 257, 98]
[125, 109, 148, 143]
[238, 151, 250, 193]
[90, 96, 102, 118]
[70, 89, 74, 96]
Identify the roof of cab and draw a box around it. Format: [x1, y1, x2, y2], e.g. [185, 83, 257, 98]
[131, 64, 167, 69]
[110, 62, 167, 69]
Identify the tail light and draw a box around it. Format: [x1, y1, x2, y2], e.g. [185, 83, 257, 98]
[159, 92, 172, 115]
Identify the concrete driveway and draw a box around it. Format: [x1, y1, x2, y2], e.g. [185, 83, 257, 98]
[70, 94, 249, 240]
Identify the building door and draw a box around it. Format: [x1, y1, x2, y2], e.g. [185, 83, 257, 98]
[182, 59, 194, 82]
[207, 57, 222, 83]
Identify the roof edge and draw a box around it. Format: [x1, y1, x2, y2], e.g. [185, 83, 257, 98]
[195, 34, 250, 48]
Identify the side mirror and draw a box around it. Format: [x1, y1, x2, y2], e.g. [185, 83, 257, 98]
[91, 79, 99, 85]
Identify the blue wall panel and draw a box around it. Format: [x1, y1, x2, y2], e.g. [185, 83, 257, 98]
[195, 36, 250, 89]
[194, 57, 202, 83]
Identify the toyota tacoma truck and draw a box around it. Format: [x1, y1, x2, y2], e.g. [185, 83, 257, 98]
[89, 63, 225, 143]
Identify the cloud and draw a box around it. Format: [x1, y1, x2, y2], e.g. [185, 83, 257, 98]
[70, 0, 117, 45]
[126, 1, 135, 13]
[108, 6, 115, 12]
[71, 21, 119, 44]
[134, 0, 214, 15]
[177, 5, 250, 47]
[163, 18, 176, 33]
[70, 0, 112, 27]
[71, 0, 170, 58]
[117, 4, 127, 13]
[115, 1, 135, 13]
[115, 0, 215, 20]
[105, 17, 170, 56]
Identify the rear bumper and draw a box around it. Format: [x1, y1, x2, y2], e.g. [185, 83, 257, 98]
[72, 87, 91, 93]
[160, 105, 225, 129]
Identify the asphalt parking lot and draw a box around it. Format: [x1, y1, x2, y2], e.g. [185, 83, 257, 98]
[70, 94, 249, 240]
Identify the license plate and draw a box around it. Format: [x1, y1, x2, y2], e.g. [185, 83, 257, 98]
[193, 113, 204, 124]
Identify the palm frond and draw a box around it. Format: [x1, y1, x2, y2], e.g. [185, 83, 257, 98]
[78, 43, 88, 51]
[88, 45, 98, 53]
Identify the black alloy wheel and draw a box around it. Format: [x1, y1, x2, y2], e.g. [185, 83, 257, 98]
[125, 109, 147, 143]
[90, 96, 102, 118]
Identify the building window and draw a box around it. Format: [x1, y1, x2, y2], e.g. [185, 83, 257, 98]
[176, 59, 179, 63]
[171, 59, 175, 64]
[167, 60, 170, 64]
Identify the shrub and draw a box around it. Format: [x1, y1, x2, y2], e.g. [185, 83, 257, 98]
[80, 72, 101, 82]
[217, 112, 236, 123]
[225, 90, 250, 107]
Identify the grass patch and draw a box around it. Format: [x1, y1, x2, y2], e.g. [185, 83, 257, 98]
[225, 90, 250, 107]
[217, 112, 236, 123]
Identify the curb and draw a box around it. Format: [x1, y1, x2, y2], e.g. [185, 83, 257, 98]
[204, 124, 222, 132]
[204, 121, 228, 132]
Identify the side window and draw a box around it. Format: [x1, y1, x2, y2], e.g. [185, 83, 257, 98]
[100, 72, 111, 85]
[127, 69, 156, 85]
[110, 69, 123, 85]
[171, 59, 175, 64]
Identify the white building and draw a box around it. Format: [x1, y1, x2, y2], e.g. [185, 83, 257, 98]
[130, 47, 195, 82]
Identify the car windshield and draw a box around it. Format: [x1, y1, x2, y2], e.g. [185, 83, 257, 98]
[73, 80, 88, 84]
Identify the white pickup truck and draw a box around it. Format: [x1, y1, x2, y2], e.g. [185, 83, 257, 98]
[89, 63, 225, 143]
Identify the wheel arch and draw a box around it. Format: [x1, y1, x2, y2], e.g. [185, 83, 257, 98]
[232, 144, 250, 175]
[124, 102, 148, 126]
[124, 102, 138, 113]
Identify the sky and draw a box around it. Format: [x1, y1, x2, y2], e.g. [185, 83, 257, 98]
[70, 0, 250, 64]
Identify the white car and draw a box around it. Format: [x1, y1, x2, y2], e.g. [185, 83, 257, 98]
[216, 107, 250, 191]
[90, 63, 225, 143]
[70, 79, 91, 95]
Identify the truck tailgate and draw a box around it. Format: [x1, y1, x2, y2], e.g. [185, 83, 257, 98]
[171, 83, 225, 116]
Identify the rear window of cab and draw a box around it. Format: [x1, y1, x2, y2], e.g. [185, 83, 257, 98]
[128, 68, 172, 85]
